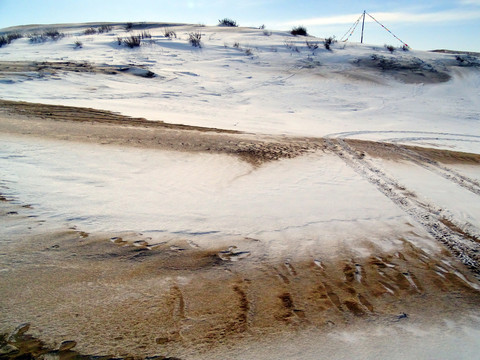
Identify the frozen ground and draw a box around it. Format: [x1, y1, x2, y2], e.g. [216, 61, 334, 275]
[0, 22, 480, 359]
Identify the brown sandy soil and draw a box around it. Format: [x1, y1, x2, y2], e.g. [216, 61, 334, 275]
[1, 99, 480, 165]
[1, 100, 480, 359]
[0, 61, 157, 79]
[1, 198, 480, 359]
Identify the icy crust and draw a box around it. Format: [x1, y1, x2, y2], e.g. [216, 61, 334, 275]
[0, 23, 478, 153]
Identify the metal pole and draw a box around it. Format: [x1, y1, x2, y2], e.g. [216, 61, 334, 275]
[360, 10, 366, 44]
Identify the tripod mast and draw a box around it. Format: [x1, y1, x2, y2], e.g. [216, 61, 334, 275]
[360, 10, 366, 43]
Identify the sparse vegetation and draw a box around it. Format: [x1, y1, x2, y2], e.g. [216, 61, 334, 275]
[188, 31, 202, 47]
[306, 40, 319, 50]
[123, 35, 141, 48]
[74, 40, 83, 49]
[28, 29, 64, 43]
[98, 25, 113, 33]
[263, 30, 272, 36]
[245, 48, 253, 56]
[43, 29, 64, 39]
[218, 18, 238, 27]
[163, 28, 177, 39]
[125, 22, 134, 31]
[233, 42, 240, 48]
[84, 27, 96, 35]
[385, 44, 395, 53]
[0, 33, 21, 47]
[401, 44, 410, 52]
[7, 33, 23, 42]
[284, 40, 299, 53]
[291, 26, 308, 36]
[324, 36, 336, 51]
[0, 36, 8, 47]
[140, 31, 151, 39]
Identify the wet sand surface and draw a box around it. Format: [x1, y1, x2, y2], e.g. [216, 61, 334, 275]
[1, 100, 480, 359]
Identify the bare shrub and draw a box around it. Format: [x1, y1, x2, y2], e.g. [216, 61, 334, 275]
[125, 22, 134, 31]
[385, 44, 395, 53]
[188, 31, 202, 47]
[291, 26, 307, 36]
[218, 18, 238, 27]
[98, 25, 113, 33]
[324, 36, 336, 51]
[123, 35, 141, 48]
[140, 31, 151, 39]
[284, 40, 299, 53]
[84, 27, 96, 35]
[74, 40, 83, 49]
[43, 29, 64, 40]
[28, 29, 64, 43]
[163, 28, 177, 39]
[306, 40, 319, 50]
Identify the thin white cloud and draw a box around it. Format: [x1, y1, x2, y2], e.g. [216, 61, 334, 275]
[283, 9, 480, 27]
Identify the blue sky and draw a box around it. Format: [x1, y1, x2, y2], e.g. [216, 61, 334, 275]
[1, 0, 479, 51]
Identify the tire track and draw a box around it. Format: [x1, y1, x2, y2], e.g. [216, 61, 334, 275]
[325, 138, 480, 276]
[393, 145, 480, 196]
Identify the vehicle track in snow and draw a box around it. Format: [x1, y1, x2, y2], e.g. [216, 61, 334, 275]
[391, 144, 480, 196]
[325, 138, 480, 276]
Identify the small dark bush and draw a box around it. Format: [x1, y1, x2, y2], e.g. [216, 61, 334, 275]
[245, 48, 253, 56]
[324, 36, 336, 51]
[218, 18, 238, 27]
[233, 42, 240, 48]
[385, 44, 395, 53]
[74, 40, 83, 49]
[117, 37, 123, 45]
[123, 35, 141, 48]
[401, 44, 410, 52]
[84, 27, 96, 35]
[291, 26, 307, 36]
[98, 25, 113, 33]
[188, 31, 202, 47]
[163, 28, 176, 39]
[125, 22, 134, 31]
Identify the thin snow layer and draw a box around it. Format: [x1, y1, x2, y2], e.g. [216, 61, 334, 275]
[374, 158, 480, 232]
[0, 24, 479, 153]
[0, 134, 416, 257]
[197, 314, 480, 360]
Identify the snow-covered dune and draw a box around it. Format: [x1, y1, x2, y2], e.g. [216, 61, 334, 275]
[0, 22, 479, 153]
